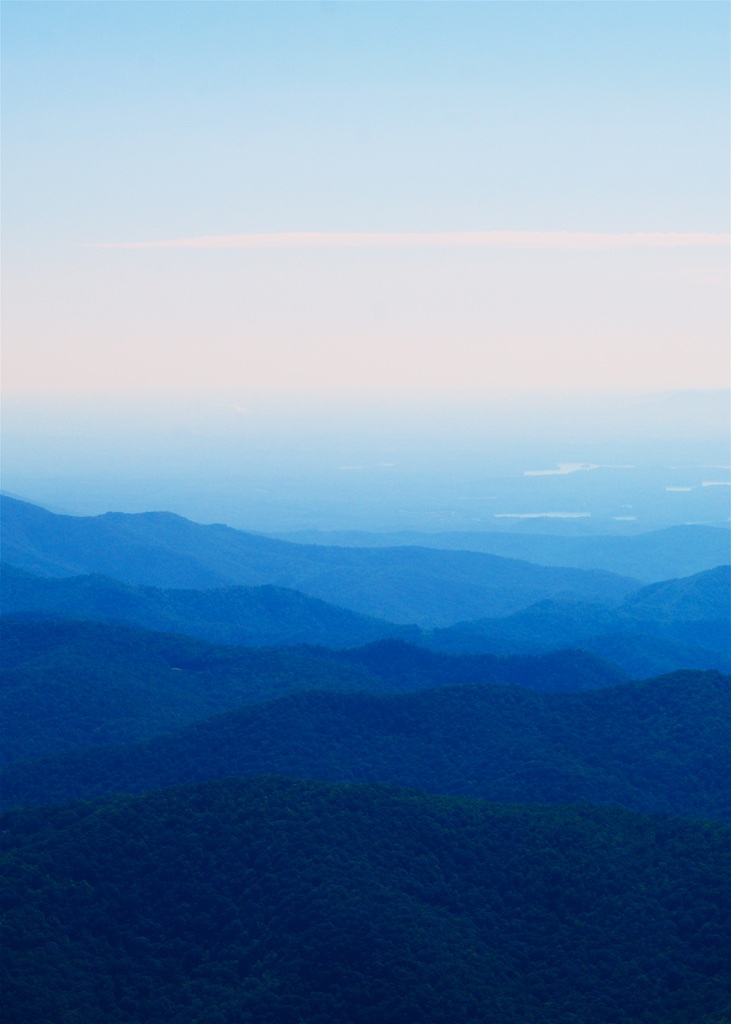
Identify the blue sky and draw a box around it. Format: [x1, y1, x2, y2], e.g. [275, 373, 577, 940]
[2, 1, 729, 399]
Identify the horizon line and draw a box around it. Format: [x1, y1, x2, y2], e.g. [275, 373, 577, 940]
[83, 230, 731, 251]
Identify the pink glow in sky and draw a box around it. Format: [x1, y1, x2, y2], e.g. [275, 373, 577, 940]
[3, 2, 729, 401]
[87, 231, 730, 251]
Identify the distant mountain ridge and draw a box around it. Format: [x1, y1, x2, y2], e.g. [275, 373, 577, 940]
[273, 524, 731, 581]
[3, 560, 728, 677]
[427, 566, 731, 674]
[0, 495, 640, 626]
[0, 562, 419, 648]
[623, 564, 731, 620]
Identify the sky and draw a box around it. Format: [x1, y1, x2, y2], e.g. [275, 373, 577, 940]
[1, 2, 729, 529]
[2, 0, 729, 401]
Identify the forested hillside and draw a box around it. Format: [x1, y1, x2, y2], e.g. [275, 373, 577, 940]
[2, 777, 728, 1024]
[0, 620, 627, 765]
[4, 670, 727, 820]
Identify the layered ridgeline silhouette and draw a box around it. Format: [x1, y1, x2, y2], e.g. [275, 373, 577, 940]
[3, 497, 728, 1024]
[274, 524, 731, 581]
[3, 665, 727, 821]
[0, 619, 628, 766]
[3, 777, 728, 1024]
[427, 565, 731, 674]
[3, 560, 729, 677]
[0, 495, 640, 625]
[0, 563, 420, 649]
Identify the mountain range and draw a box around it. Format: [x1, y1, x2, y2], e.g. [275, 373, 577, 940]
[4, 665, 727, 821]
[274, 523, 731, 581]
[3, 559, 728, 677]
[2, 491, 729, 1024]
[0, 495, 641, 625]
[427, 566, 730, 673]
[0, 619, 627, 766]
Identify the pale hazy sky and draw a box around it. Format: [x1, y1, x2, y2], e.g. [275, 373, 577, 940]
[2, 1, 729, 400]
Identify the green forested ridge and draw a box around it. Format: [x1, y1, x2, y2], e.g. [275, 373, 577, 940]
[0, 620, 629, 765]
[2, 777, 728, 1024]
[0, 495, 641, 625]
[4, 670, 727, 820]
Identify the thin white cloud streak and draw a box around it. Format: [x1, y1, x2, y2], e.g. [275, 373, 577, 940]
[85, 231, 730, 251]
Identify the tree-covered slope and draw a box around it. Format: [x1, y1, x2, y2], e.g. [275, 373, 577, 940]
[0, 620, 627, 766]
[2, 777, 728, 1024]
[576, 630, 731, 678]
[0, 495, 640, 625]
[4, 671, 727, 820]
[0, 619, 374, 765]
[327, 637, 627, 692]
